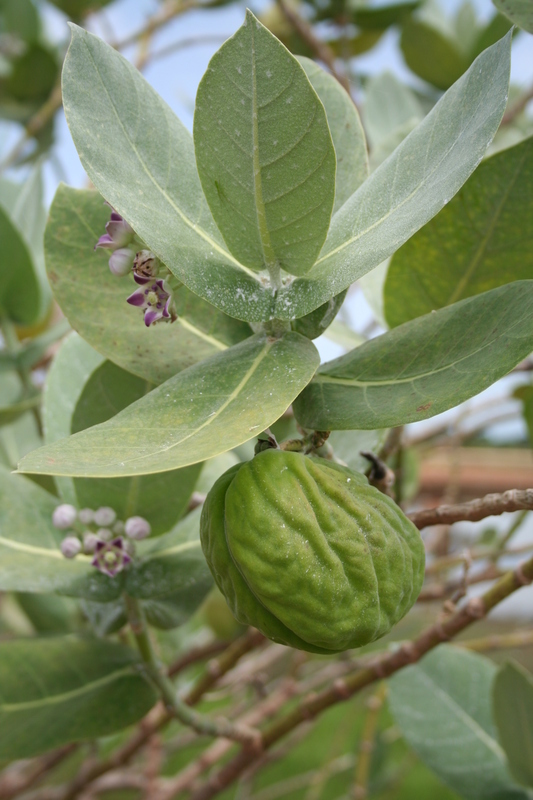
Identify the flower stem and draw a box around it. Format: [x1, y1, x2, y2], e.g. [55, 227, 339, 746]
[123, 594, 262, 748]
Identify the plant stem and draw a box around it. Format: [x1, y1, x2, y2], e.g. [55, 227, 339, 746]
[123, 594, 261, 747]
[408, 489, 533, 529]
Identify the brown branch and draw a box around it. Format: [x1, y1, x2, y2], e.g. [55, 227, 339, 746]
[167, 640, 230, 677]
[409, 489, 533, 529]
[0, 745, 77, 800]
[44, 630, 264, 800]
[275, 0, 352, 96]
[501, 82, 533, 125]
[188, 554, 533, 800]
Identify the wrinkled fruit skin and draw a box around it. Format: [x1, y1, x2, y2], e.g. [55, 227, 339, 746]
[200, 450, 425, 654]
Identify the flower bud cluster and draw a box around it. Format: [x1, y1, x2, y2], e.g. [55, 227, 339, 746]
[95, 203, 178, 327]
[52, 503, 151, 578]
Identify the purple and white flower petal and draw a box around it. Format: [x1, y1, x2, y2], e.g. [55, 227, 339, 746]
[126, 279, 176, 327]
[91, 537, 132, 578]
[109, 248, 135, 276]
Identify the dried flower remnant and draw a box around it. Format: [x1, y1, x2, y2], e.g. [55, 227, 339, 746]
[91, 537, 132, 577]
[133, 249, 160, 280]
[127, 277, 177, 327]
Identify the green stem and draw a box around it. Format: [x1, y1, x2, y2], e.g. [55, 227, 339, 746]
[123, 594, 261, 748]
[1, 316, 42, 436]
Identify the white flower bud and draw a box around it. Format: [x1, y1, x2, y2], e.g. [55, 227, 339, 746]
[52, 504, 77, 530]
[83, 532, 100, 553]
[61, 536, 81, 559]
[96, 528, 113, 541]
[113, 520, 125, 535]
[94, 507, 117, 526]
[125, 516, 151, 540]
[78, 508, 95, 525]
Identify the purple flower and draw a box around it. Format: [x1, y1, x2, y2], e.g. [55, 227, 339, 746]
[91, 537, 132, 578]
[127, 278, 177, 327]
[95, 207, 134, 251]
[95, 205, 135, 277]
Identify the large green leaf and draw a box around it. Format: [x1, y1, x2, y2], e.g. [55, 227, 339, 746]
[388, 646, 527, 800]
[400, 16, 468, 90]
[71, 359, 202, 534]
[0, 466, 122, 601]
[61, 23, 279, 324]
[494, 0, 533, 32]
[0, 636, 157, 759]
[0, 204, 41, 325]
[19, 331, 319, 477]
[298, 57, 368, 213]
[60, 22, 510, 325]
[46, 186, 252, 384]
[194, 12, 336, 277]
[44, 333, 201, 531]
[385, 136, 533, 327]
[293, 281, 533, 430]
[493, 662, 533, 788]
[284, 31, 512, 319]
[349, 0, 421, 29]
[126, 507, 212, 606]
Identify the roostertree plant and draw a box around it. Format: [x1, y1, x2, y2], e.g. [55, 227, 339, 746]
[2, 6, 533, 799]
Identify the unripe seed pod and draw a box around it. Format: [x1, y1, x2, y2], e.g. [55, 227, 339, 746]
[52, 504, 77, 530]
[61, 536, 81, 559]
[200, 450, 425, 654]
[125, 516, 151, 540]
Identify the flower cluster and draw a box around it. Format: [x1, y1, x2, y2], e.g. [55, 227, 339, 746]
[95, 204, 178, 327]
[53, 504, 151, 578]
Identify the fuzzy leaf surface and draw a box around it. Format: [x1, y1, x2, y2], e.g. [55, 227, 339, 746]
[298, 57, 368, 212]
[19, 332, 319, 477]
[194, 12, 336, 276]
[293, 281, 533, 429]
[493, 661, 533, 788]
[46, 186, 252, 384]
[494, 0, 533, 32]
[388, 646, 527, 800]
[0, 636, 157, 759]
[385, 136, 533, 326]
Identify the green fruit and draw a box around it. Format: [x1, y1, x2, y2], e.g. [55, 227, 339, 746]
[200, 450, 425, 654]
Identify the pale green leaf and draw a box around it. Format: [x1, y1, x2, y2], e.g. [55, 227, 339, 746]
[327, 429, 388, 473]
[385, 136, 533, 327]
[494, 0, 533, 32]
[298, 57, 368, 213]
[287, 32, 512, 318]
[363, 71, 423, 150]
[44, 333, 202, 531]
[388, 645, 527, 800]
[0, 636, 157, 759]
[45, 186, 252, 384]
[19, 332, 320, 477]
[0, 466, 123, 601]
[61, 23, 280, 324]
[71, 358, 202, 534]
[194, 12, 336, 276]
[493, 661, 533, 788]
[293, 281, 533, 430]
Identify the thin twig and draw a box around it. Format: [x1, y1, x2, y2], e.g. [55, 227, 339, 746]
[188, 554, 533, 799]
[123, 595, 261, 747]
[409, 489, 533, 529]
[167, 640, 230, 677]
[275, 0, 352, 95]
[501, 82, 533, 125]
[0, 746, 77, 800]
[352, 683, 386, 800]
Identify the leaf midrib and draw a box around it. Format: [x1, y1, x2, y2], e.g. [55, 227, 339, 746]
[78, 33, 259, 283]
[0, 666, 136, 712]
